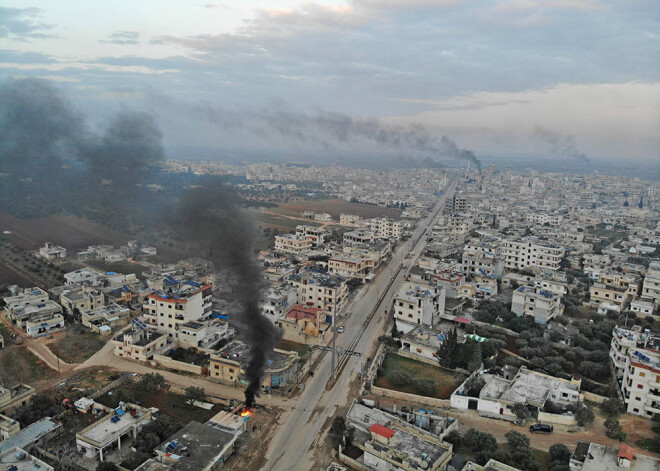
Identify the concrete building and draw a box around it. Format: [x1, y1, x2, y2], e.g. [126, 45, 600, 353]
[64, 267, 104, 286]
[0, 385, 35, 416]
[502, 239, 564, 271]
[343, 229, 375, 246]
[36, 242, 66, 261]
[369, 217, 403, 239]
[0, 418, 61, 454]
[142, 281, 213, 340]
[444, 193, 469, 215]
[178, 319, 234, 350]
[345, 402, 453, 471]
[328, 254, 373, 280]
[610, 325, 660, 418]
[339, 213, 363, 226]
[60, 286, 105, 312]
[112, 327, 169, 362]
[81, 303, 131, 332]
[295, 224, 328, 247]
[398, 325, 446, 360]
[277, 304, 331, 345]
[0, 413, 19, 439]
[76, 403, 153, 462]
[3, 289, 65, 337]
[631, 299, 655, 317]
[461, 251, 504, 278]
[393, 281, 445, 328]
[297, 270, 348, 315]
[570, 442, 660, 471]
[641, 261, 660, 306]
[274, 234, 313, 254]
[150, 421, 238, 470]
[0, 446, 54, 471]
[261, 285, 298, 324]
[511, 286, 562, 324]
[209, 341, 298, 391]
[451, 367, 581, 421]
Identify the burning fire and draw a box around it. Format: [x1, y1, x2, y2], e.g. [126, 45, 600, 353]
[240, 410, 251, 418]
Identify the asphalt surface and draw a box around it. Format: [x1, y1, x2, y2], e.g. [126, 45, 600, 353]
[262, 181, 455, 471]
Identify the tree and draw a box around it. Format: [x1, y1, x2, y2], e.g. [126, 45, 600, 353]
[464, 376, 486, 397]
[505, 430, 539, 471]
[184, 386, 205, 407]
[388, 371, 412, 387]
[413, 379, 436, 397]
[444, 430, 462, 449]
[601, 398, 625, 418]
[604, 416, 626, 440]
[575, 404, 595, 426]
[329, 416, 352, 449]
[512, 403, 530, 421]
[437, 328, 459, 368]
[464, 428, 497, 454]
[549, 443, 571, 464]
[138, 373, 165, 393]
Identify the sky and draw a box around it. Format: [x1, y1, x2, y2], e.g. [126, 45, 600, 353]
[1, 0, 659, 163]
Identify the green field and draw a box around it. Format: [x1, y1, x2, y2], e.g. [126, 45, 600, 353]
[374, 353, 466, 399]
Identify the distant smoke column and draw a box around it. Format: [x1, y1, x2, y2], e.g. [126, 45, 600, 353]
[534, 126, 591, 166]
[175, 187, 280, 408]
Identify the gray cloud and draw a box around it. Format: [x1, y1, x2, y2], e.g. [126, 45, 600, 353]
[0, 7, 57, 40]
[100, 30, 140, 45]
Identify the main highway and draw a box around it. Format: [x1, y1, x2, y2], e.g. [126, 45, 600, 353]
[262, 178, 456, 470]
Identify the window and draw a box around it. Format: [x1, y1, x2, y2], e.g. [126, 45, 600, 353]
[640, 372, 646, 377]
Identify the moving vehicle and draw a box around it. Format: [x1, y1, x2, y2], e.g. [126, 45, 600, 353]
[529, 423, 553, 434]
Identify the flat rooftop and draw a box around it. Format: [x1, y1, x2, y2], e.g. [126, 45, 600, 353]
[78, 407, 148, 446]
[157, 421, 236, 471]
[0, 418, 60, 453]
[579, 443, 660, 471]
[0, 446, 52, 471]
[215, 342, 294, 371]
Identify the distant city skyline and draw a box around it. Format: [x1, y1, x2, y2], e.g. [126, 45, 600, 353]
[1, 0, 658, 162]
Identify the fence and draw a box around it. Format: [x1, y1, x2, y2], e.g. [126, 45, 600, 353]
[151, 354, 204, 375]
[369, 384, 451, 408]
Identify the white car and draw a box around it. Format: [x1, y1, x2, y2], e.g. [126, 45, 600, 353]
[337, 326, 345, 333]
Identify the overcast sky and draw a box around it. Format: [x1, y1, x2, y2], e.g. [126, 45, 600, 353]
[1, 0, 658, 163]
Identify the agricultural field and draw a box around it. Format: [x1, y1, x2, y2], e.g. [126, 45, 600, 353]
[275, 198, 403, 220]
[374, 353, 466, 399]
[0, 211, 130, 251]
[0, 345, 55, 384]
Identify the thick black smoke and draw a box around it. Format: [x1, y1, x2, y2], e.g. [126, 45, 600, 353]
[0, 78, 164, 178]
[194, 103, 482, 171]
[174, 187, 280, 408]
[534, 126, 590, 166]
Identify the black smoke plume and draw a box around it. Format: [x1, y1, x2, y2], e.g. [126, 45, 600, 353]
[193, 103, 482, 171]
[534, 126, 590, 166]
[174, 187, 281, 408]
[0, 78, 164, 179]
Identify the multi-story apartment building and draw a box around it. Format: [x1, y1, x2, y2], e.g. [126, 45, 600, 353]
[261, 286, 298, 324]
[610, 325, 660, 418]
[274, 234, 313, 254]
[60, 287, 105, 312]
[511, 286, 562, 324]
[525, 213, 562, 227]
[297, 271, 348, 315]
[444, 193, 468, 215]
[369, 217, 402, 239]
[590, 283, 629, 311]
[328, 254, 373, 280]
[502, 238, 564, 271]
[393, 281, 445, 328]
[343, 229, 375, 245]
[4, 288, 65, 337]
[461, 251, 504, 278]
[0, 384, 35, 415]
[641, 261, 660, 306]
[295, 224, 328, 247]
[339, 213, 363, 226]
[142, 281, 213, 339]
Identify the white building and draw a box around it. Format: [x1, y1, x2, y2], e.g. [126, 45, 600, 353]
[393, 281, 445, 328]
[610, 325, 660, 418]
[369, 217, 402, 239]
[37, 242, 67, 260]
[502, 238, 564, 271]
[142, 281, 213, 340]
[3, 287, 65, 337]
[641, 261, 660, 306]
[274, 234, 313, 254]
[261, 285, 298, 324]
[511, 286, 562, 324]
[297, 270, 348, 315]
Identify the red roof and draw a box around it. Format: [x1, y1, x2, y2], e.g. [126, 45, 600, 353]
[369, 423, 396, 439]
[287, 304, 324, 320]
[453, 316, 471, 324]
[618, 444, 634, 461]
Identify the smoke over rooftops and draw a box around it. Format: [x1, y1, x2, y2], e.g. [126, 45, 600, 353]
[534, 126, 590, 166]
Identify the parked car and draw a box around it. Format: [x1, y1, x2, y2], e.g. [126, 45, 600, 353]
[337, 326, 345, 333]
[529, 424, 553, 434]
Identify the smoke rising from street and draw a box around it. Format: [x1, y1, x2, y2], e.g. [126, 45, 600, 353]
[174, 187, 281, 408]
[534, 126, 591, 166]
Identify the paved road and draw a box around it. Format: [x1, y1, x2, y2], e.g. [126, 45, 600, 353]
[262, 181, 455, 471]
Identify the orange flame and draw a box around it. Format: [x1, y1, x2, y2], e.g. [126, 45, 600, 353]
[240, 410, 250, 417]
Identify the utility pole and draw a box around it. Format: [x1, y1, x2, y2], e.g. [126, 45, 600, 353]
[331, 291, 338, 379]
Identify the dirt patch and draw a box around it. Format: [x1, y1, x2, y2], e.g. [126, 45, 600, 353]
[48, 324, 107, 363]
[374, 353, 466, 399]
[0, 344, 56, 384]
[276, 199, 403, 220]
[225, 405, 286, 470]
